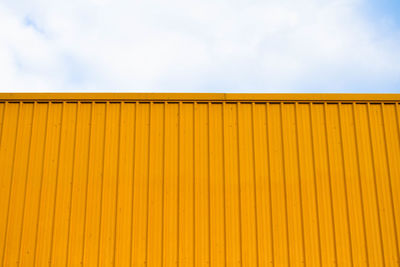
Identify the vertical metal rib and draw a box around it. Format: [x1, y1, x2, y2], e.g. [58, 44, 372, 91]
[323, 103, 338, 266]
[235, 102, 243, 266]
[366, 103, 386, 266]
[351, 103, 369, 265]
[380, 103, 400, 260]
[193, 102, 196, 266]
[265, 103, 274, 265]
[113, 102, 123, 265]
[145, 102, 152, 265]
[207, 102, 212, 266]
[222, 102, 227, 267]
[96, 101, 108, 267]
[81, 102, 94, 265]
[251, 103, 260, 267]
[177, 102, 181, 267]
[279, 102, 291, 266]
[294, 103, 307, 266]
[17, 102, 37, 264]
[129, 102, 138, 267]
[161, 102, 166, 267]
[337, 103, 354, 267]
[308, 103, 322, 264]
[395, 103, 400, 262]
[49, 102, 66, 265]
[1, 102, 21, 267]
[65, 102, 80, 266]
[33, 102, 51, 266]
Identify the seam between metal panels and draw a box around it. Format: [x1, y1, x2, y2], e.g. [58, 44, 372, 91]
[337, 103, 355, 267]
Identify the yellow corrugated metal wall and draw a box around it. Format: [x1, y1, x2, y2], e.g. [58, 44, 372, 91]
[0, 94, 399, 266]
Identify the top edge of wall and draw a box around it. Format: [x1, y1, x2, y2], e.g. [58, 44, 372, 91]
[0, 93, 399, 102]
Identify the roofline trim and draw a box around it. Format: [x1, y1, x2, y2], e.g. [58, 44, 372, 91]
[0, 93, 399, 102]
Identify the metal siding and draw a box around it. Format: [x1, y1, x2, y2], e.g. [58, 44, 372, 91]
[0, 94, 399, 266]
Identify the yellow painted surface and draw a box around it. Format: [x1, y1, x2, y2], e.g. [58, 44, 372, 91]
[0, 94, 399, 266]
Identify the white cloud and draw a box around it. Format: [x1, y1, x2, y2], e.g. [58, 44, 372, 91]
[0, 0, 399, 92]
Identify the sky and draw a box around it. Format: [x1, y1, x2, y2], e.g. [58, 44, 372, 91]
[0, 0, 399, 93]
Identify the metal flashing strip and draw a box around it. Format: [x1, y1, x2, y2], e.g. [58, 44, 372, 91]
[0, 93, 399, 102]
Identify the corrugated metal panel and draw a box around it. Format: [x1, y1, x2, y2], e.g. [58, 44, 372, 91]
[0, 94, 399, 266]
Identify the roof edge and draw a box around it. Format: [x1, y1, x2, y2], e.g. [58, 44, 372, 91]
[0, 93, 399, 102]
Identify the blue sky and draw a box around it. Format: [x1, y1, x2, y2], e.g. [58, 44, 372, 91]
[0, 0, 399, 93]
[363, 0, 400, 27]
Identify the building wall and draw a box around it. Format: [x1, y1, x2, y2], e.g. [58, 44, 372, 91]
[0, 94, 399, 266]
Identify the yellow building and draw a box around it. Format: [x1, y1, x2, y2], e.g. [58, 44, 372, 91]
[0, 93, 399, 266]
